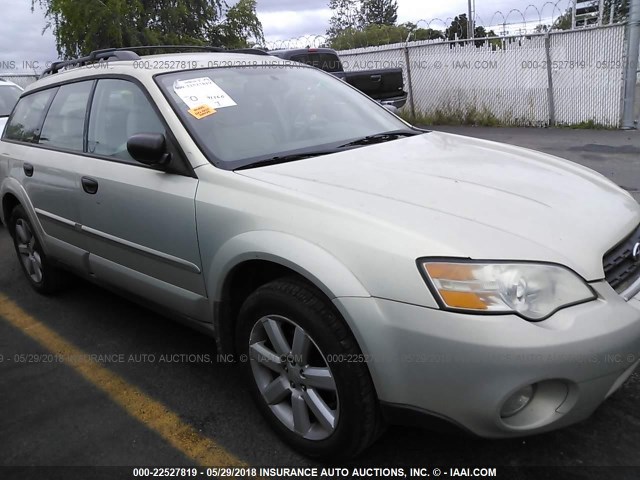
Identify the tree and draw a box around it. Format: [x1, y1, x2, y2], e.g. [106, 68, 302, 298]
[445, 14, 469, 40]
[329, 23, 443, 50]
[32, 0, 264, 59]
[445, 14, 497, 46]
[360, 0, 398, 26]
[214, 0, 264, 49]
[552, 9, 573, 30]
[327, 0, 362, 38]
[402, 22, 445, 42]
[604, 0, 630, 23]
[539, 1, 630, 32]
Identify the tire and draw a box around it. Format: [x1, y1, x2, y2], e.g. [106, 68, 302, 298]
[9, 205, 69, 294]
[236, 277, 384, 459]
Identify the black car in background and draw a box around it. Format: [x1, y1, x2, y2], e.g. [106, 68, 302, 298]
[270, 47, 407, 109]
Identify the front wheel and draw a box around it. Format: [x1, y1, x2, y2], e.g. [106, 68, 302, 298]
[236, 278, 383, 459]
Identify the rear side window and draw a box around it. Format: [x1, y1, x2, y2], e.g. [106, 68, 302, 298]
[39, 81, 93, 152]
[3, 89, 56, 143]
[87, 79, 165, 163]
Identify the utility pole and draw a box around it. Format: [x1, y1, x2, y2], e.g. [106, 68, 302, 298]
[622, 0, 640, 128]
[468, 0, 474, 39]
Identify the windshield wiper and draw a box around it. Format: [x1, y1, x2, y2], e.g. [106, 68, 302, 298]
[235, 150, 339, 170]
[338, 129, 421, 148]
[235, 129, 423, 170]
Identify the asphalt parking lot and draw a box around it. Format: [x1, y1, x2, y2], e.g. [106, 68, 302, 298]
[1, 127, 640, 479]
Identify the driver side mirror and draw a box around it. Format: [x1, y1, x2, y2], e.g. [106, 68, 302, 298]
[127, 133, 171, 166]
[382, 104, 399, 114]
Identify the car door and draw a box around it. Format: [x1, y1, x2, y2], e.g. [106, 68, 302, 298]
[77, 78, 207, 320]
[2, 82, 93, 272]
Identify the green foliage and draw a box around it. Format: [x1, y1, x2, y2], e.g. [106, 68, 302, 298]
[553, 9, 573, 30]
[400, 108, 615, 129]
[327, 0, 361, 38]
[32, 0, 264, 59]
[329, 23, 443, 49]
[445, 14, 497, 42]
[543, 1, 630, 32]
[327, 0, 399, 40]
[442, 14, 499, 49]
[559, 119, 614, 129]
[360, 0, 398, 26]
[400, 105, 502, 127]
[215, 0, 265, 49]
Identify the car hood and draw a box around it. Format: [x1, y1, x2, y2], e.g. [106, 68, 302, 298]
[237, 131, 640, 281]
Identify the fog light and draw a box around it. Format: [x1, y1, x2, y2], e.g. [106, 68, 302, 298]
[500, 384, 535, 418]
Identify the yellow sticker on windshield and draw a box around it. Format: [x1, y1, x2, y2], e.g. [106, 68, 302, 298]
[188, 104, 216, 119]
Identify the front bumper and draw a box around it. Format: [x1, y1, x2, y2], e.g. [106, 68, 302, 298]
[333, 281, 640, 438]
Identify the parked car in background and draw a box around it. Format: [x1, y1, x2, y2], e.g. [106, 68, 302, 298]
[0, 79, 23, 132]
[270, 47, 408, 109]
[1, 47, 640, 460]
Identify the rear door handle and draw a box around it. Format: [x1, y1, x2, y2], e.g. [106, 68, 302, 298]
[23, 163, 34, 177]
[370, 74, 382, 82]
[81, 177, 99, 195]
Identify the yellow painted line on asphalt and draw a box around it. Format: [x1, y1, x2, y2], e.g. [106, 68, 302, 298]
[0, 293, 247, 468]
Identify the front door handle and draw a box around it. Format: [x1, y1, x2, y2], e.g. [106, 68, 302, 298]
[23, 163, 34, 177]
[81, 177, 99, 195]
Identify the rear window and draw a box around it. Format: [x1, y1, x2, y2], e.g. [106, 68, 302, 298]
[290, 53, 343, 73]
[3, 89, 57, 143]
[0, 85, 22, 117]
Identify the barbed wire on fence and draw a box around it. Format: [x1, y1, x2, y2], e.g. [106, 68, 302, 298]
[262, 0, 630, 51]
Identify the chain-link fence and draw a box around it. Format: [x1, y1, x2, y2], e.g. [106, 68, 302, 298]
[336, 24, 627, 127]
[0, 74, 40, 89]
[264, 0, 638, 127]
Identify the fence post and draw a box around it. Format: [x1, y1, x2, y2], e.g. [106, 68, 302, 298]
[622, 0, 640, 129]
[544, 32, 556, 126]
[403, 44, 416, 119]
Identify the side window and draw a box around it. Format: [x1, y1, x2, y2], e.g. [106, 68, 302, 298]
[39, 81, 93, 152]
[3, 89, 56, 143]
[87, 79, 165, 162]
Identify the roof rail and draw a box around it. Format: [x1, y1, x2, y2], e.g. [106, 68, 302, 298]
[111, 45, 271, 56]
[41, 45, 271, 77]
[41, 49, 140, 77]
[229, 48, 271, 56]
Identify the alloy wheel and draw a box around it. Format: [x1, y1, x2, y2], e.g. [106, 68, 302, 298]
[248, 314, 339, 440]
[15, 219, 43, 284]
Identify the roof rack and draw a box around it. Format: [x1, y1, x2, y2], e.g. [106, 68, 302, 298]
[41, 45, 270, 77]
[114, 45, 270, 56]
[41, 49, 140, 77]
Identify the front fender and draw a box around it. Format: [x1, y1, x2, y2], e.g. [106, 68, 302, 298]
[207, 230, 371, 304]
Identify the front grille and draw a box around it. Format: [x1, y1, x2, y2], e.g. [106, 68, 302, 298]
[603, 224, 640, 294]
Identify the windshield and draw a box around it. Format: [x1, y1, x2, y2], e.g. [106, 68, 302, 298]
[0, 85, 22, 117]
[156, 65, 412, 169]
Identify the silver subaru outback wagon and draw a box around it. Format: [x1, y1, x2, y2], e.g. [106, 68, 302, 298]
[1, 47, 640, 459]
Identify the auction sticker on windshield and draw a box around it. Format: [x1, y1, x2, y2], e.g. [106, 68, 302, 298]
[188, 104, 216, 120]
[173, 77, 237, 110]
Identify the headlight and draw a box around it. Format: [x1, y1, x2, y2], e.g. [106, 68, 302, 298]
[419, 260, 596, 321]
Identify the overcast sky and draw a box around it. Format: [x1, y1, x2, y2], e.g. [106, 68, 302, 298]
[259, 0, 572, 41]
[0, 0, 571, 71]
